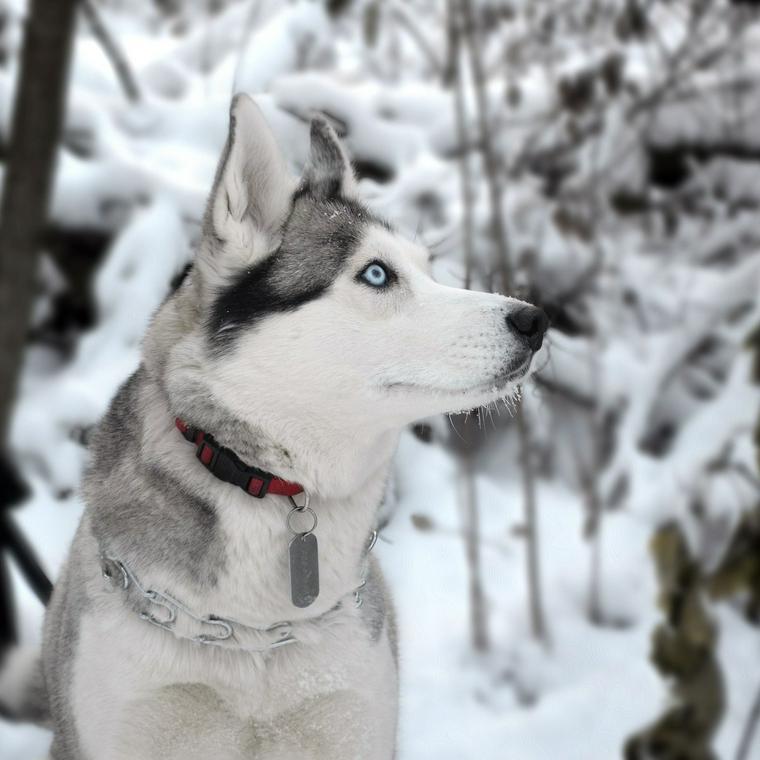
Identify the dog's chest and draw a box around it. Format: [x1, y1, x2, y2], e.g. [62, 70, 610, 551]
[72, 589, 396, 760]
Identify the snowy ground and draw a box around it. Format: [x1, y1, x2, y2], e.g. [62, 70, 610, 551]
[3, 428, 757, 759]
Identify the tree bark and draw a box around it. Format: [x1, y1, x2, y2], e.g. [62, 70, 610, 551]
[736, 679, 760, 760]
[0, 0, 78, 648]
[0, 0, 79, 445]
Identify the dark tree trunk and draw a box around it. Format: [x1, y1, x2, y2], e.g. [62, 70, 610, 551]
[0, 0, 79, 647]
[0, 0, 79, 445]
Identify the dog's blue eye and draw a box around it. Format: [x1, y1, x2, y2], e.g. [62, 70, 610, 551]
[360, 263, 389, 288]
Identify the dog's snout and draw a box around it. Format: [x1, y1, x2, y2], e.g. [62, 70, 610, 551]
[507, 306, 548, 352]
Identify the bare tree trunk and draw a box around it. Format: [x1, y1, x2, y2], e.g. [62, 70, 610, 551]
[736, 679, 760, 760]
[516, 400, 548, 642]
[0, 0, 78, 648]
[584, 337, 607, 625]
[447, 0, 489, 653]
[448, 0, 476, 290]
[0, 0, 79, 444]
[459, 0, 549, 645]
[460, 450, 490, 652]
[569, 348, 606, 625]
[581, 457, 604, 625]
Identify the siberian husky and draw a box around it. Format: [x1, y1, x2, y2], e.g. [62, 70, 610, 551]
[0, 94, 547, 759]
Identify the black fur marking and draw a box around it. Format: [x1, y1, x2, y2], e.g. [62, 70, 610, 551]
[208, 192, 390, 348]
[209, 250, 329, 345]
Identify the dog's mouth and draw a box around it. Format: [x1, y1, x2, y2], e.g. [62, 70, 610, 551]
[380, 353, 533, 398]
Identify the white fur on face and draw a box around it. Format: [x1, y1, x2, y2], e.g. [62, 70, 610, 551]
[209, 225, 534, 433]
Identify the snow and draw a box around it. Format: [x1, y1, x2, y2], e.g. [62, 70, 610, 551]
[233, 2, 333, 95]
[386, 434, 661, 760]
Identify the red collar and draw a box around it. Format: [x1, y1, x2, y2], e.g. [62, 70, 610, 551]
[175, 418, 303, 498]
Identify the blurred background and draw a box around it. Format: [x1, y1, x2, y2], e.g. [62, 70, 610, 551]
[1, 0, 760, 758]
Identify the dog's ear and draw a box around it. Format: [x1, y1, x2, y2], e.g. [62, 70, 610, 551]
[300, 117, 358, 200]
[199, 94, 294, 283]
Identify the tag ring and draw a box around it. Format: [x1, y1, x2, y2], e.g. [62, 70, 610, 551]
[288, 493, 310, 511]
[287, 505, 318, 536]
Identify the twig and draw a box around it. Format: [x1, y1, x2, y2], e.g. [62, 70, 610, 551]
[81, 0, 141, 103]
[515, 398, 549, 644]
[459, 451, 490, 652]
[532, 374, 595, 409]
[389, 1, 442, 79]
[448, 0, 475, 290]
[459, 0, 512, 292]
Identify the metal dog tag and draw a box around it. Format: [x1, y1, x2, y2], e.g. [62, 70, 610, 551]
[289, 532, 319, 608]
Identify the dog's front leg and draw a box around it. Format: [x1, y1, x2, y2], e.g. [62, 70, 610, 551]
[106, 687, 390, 760]
[244, 688, 396, 760]
[99, 682, 253, 760]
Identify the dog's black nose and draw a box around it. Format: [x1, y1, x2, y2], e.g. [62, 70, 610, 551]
[507, 306, 548, 352]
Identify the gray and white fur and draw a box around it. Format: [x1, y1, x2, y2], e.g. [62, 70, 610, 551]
[0, 94, 547, 759]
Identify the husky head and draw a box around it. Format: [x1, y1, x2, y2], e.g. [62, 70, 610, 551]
[146, 95, 546, 490]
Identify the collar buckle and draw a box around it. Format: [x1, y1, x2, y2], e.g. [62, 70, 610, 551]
[175, 417, 302, 500]
[196, 437, 219, 468]
[245, 473, 272, 498]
